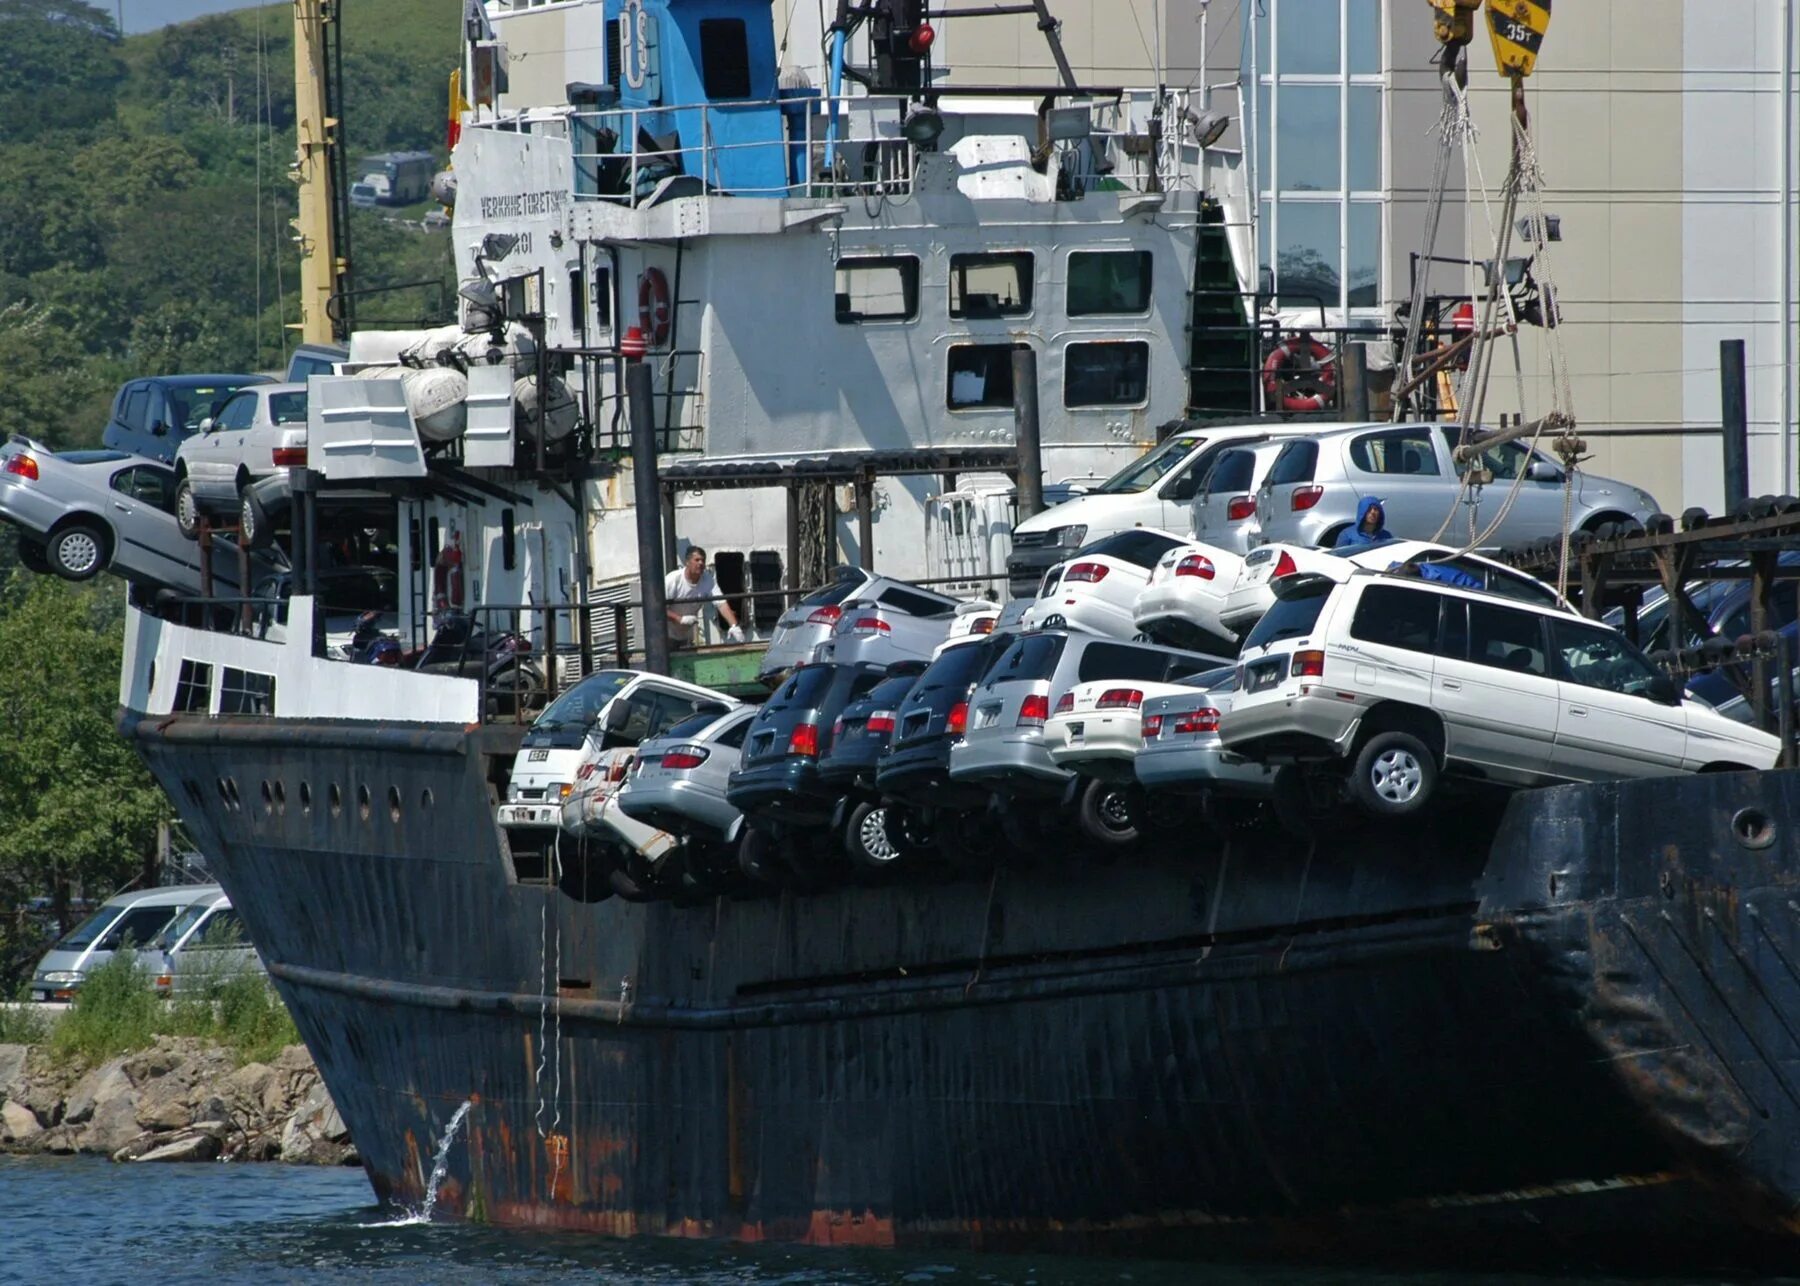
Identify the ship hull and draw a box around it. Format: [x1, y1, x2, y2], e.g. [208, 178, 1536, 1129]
[126, 712, 1800, 1268]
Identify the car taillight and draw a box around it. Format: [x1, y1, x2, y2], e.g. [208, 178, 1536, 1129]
[806, 605, 842, 626]
[661, 745, 709, 770]
[1096, 688, 1143, 710]
[867, 710, 897, 735]
[3, 454, 38, 481]
[271, 446, 307, 467]
[1054, 691, 1075, 715]
[1176, 554, 1215, 580]
[575, 763, 594, 780]
[1141, 714, 1163, 739]
[1291, 650, 1325, 678]
[1062, 562, 1109, 584]
[1017, 694, 1049, 727]
[1227, 495, 1257, 521]
[849, 616, 891, 636]
[1173, 707, 1221, 735]
[788, 723, 820, 756]
[947, 701, 969, 735]
[970, 616, 996, 634]
[1273, 551, 1298, 579]
[831, 718, 845, 739]
[1291, 485, 1325, 512]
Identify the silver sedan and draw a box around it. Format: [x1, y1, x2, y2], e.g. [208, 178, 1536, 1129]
[616, 707, 759, 842]
[1134, 666, 1276, 799]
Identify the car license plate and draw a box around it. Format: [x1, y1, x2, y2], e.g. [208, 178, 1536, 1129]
[1068, 721, 1084, 740]
[529, 748, 550, 762]
[31, 990, 48, 1003]
[974, 703, 1001, 730]
[1247, 662, 1283, 692]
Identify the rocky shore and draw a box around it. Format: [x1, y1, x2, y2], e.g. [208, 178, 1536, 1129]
[0, 1037, 354, 1165]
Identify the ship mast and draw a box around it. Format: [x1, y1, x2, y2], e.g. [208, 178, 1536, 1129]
[290, 0, 350, 343]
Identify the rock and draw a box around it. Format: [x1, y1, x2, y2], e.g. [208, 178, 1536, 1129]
[133, 1073, 194, 1132]
[36, 1125, 79, 1155]
[273, 1045, 315, 1074]
[0, 1043, 28, 1102]
[121, 1041, 183, 1085]
[110, 1132, 161, 1162]
[221, 1063, 278, 1121]
[1, 1100, 40, 1145]
[279, 1080, 352, 1164]
[18, 1071, 65, 1127]
[79, 1086, 143, 1158]
[64, 1059, 131, 1126]
[135, 1129, 222, 1164]
[190, 1094, 231, 1128]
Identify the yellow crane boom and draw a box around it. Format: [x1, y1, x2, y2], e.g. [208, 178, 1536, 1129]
[290, 0, 348, 344]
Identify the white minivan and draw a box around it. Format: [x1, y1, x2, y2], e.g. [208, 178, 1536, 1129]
[1220, 566, 1779, 818]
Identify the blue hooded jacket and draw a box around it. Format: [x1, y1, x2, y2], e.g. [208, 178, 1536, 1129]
[1335, 496, 1391, 548]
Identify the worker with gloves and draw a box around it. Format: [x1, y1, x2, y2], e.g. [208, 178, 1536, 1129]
[1335, 496, 1392, 548]
[666, 545, 744, 647]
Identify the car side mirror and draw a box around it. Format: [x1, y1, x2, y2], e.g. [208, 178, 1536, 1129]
[1646, 673, 1680, 704]
[199, 417, 216, 434]
[1526, 459, 1561, 483]
[601, 701, 630, 732]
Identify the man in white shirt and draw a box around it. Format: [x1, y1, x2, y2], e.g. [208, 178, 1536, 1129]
[665, 546, 744, 647]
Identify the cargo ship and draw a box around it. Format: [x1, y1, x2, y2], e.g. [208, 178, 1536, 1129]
[101, 0, 1800, 1269]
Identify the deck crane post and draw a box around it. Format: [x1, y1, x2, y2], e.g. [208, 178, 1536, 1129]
[290, 0, 351, 344]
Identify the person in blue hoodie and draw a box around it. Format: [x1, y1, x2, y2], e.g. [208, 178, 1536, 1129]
[1335, 496, 1391, 547]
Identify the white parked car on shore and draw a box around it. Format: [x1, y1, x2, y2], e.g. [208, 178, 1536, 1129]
[1043, 677, 1206, 781]
[1221, 565, 1780, 820]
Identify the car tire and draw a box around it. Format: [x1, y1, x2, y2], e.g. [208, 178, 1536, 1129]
[1349, 731, 1437, 818]
[239, 486, 273, 551]
[1076, 778, 1141, 848]
[17, 538, 50, 575]
[485, 662, 544, 719]
[844, 801, 902, 869]
[48, 522, 108, 581]
[174, 476, 201, 540]
[736, 823, 783, 886]
[1041, 613, 1067, 629]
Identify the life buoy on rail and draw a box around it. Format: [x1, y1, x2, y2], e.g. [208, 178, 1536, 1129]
[432, 529, 465, 613]
[1261, 332, 1337, 412]
[637, 267, 672, 346]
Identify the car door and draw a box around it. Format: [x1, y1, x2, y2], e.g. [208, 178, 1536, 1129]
[1440, 428, 1567, 547]
[1254, 439, 1319, 544]
[1429, 596, 1562, 784]
[1545, 615, 1689, 781]
[107, 464, 198, 587]
[189, 392, 254, 498]
[1343, 427, 1451, 540]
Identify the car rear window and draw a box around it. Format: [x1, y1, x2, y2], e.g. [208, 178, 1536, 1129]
[876, 585, 953, 616]
[1179, 664, 1240, 692]
[1202, 450, 1256, 495]
[1076, 643, 1186, 684]
[662, 709, 729, 741]
[986, 634, 1066, 683]
[1242, 583, 1331, 650]
[269, 392, 308, 425]
[797, 576, 867, 609]
[774, 665, 836, 706]
[1265, 440, 1317, 486]
[1076, 530, 1185, 570]
[907, 641, 991, 701]
[865, 673, 922, 706]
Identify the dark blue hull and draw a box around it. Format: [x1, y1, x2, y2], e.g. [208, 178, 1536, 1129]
[124, 711, 1800, 1267]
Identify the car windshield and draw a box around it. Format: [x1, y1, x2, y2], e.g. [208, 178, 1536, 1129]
[166, 382, 258, 432]
[153, 902, 214, 950]
[1243, 585, 1332, 650]
[534, 672, 635, 728]
[268, 392, 308, 425]
[1091, 437, 1201, 495]
[55, 904, 122, 950]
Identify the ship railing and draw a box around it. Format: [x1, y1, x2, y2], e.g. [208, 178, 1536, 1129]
[1187, 289, 1396, 420]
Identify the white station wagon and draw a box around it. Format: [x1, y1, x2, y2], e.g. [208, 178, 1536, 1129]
[1220, 566, 1779, 818]
[173, 382, 309, 541]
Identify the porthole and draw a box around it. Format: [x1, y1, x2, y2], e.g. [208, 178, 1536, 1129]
[357, 784, 372, 823]
[260, 781, 273, 814]
[273, 780, 286, 814]
[420, 787, 435, 811]
[328, 783, 343, 818]
[299, 781, 313, 814]
[225, 778, 241, 812]
[387, 785, 402, 823]
[216, 777, 230, 805]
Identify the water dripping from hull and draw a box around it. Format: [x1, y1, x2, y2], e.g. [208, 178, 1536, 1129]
[360, 1099, 474, 1228]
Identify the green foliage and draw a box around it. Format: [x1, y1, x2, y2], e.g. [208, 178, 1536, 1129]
[0, 0, 124, 139]
[0, 983, 53, 1044]
[48, 949, 160, 1064]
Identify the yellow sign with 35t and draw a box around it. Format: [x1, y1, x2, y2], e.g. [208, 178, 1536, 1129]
[1484, 0, 1550, 79]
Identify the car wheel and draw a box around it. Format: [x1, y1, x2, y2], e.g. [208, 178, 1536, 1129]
[1350, 731, 1437, 818]
[16, 539, 50, 575]
[735, 823, 783, 886]
[174, 476, 201, 540]
[485, 663, 544, 718]
[1077, 778, 1140, 848]
[48, 522, 108, 581]
[844, 801, 902, 869]
[239, 486, 273, 551]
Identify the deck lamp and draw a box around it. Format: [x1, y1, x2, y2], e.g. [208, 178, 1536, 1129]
[902, 104, 945, 150]
[1187, 107, 1229, 149]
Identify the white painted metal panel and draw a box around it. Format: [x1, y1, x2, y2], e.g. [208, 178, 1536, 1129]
[307, 376, 428, 480]
[463, 365, 517, 468]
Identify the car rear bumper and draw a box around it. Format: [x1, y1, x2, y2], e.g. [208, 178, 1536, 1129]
[875, 741, 991, 809]
[1220, 690, 1360, 762]
[1135, 741, 1277, 794]
[1219, 584, 1278, 633]
[1044, 716, 1142, 778]
[617, 778, 739, 839]
[949, 732, 1069, 796]
[726, 759, 838, 821]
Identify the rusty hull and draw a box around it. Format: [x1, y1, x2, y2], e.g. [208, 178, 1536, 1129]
[126, 712, 1800, 1268]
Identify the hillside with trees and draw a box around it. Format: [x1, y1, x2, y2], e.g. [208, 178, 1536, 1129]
[0, 0, 459, 979]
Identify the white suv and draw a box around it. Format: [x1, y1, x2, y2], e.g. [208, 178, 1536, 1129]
[1220, 566, 1779, 818]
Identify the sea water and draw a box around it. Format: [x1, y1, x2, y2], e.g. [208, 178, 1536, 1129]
[0, 1154, 1778, 1286]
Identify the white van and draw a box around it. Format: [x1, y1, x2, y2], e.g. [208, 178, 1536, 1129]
[1005, 426, 1298, 598]
[31, 885, 219, 1002]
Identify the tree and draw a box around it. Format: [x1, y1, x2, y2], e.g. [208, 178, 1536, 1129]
[0, 0, 124, 138]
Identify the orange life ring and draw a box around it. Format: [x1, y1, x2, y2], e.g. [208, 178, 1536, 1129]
[432, 530, 465, 611]
[1261, 333, 1337, 412]
[637, 267, 672, 346]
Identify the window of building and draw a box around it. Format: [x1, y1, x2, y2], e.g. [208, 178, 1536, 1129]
[698, 18, 751, 100]
[835, 256, 919, 322]
[947, 343, 1026, 409]
[949, 252, 1033, 319]
[1068, 251, 1152, 315]
[1064, 341, 1149, 408]
[1253, 0, 1386, 318]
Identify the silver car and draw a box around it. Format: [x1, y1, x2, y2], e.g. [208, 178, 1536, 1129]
[1190, 438, 1302, 554]
[759, 571, 958, 682]
[31, 885, 220, 1002]
[814, 593, 970, 669]
[141, 891, 265, 997]
[616, 706, 759, 842]
[174, 382, 309, 537]
[1134, 666, 1277, 798]
[0, 438, 266, 593]
[1253, 422, 1659, 550]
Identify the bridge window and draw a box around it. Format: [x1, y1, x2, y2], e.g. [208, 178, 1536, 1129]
[947, 343, 1027, 409]
[1064, 341, 1149, 408]
[699, 18, 751, 100]
[835, 256, 919, 323]
[949, 252, 1033, 319]
[1068, 251, 1152, 315]
[173, 660, 212, 713]
[220, 668, 277, 716]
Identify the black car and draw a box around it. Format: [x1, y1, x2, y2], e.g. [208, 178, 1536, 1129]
[102, 374, 273, 464]
[817, 660, 928, 865]
[727, 661, 888, 826]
